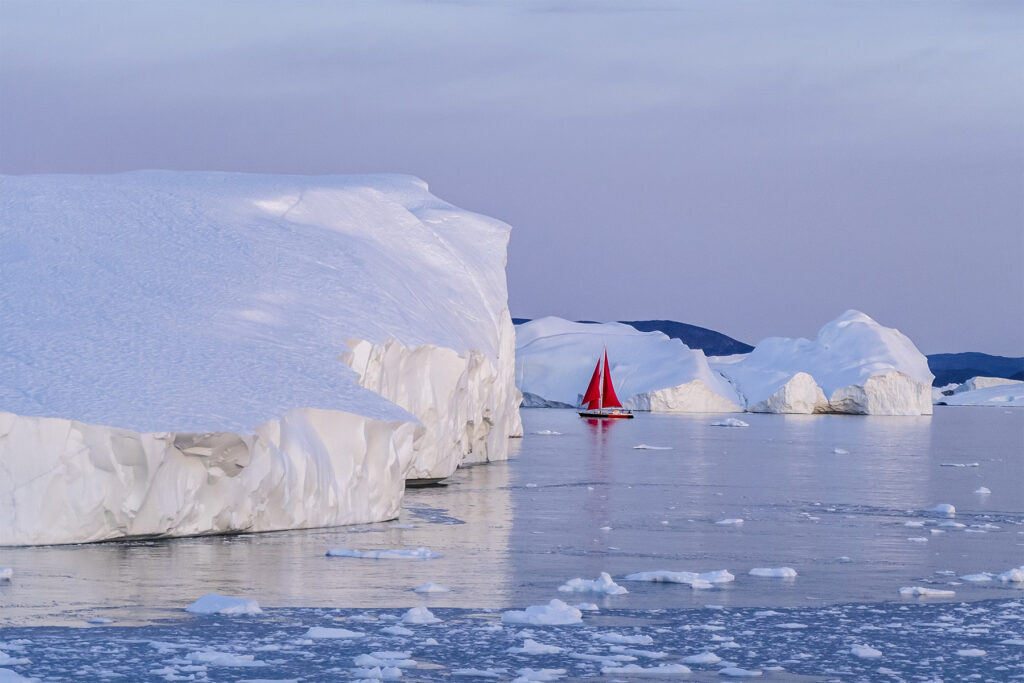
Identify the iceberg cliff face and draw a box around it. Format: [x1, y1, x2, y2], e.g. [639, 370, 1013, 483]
[710, 311, 934, 415]
[0, 172, 520, 545]
[514, 318, 742, 413]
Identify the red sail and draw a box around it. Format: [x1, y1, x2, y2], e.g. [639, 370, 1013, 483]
[581, 358, 603, 409]
[601, 350, 623, 408]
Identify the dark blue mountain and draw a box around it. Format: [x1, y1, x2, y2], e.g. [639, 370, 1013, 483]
[511, 318, 753, 357]
[926, 352, 1024, 387]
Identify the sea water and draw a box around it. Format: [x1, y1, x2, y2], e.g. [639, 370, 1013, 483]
[0, 407, 1021, 680]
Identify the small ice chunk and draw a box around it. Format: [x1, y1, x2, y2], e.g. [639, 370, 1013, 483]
[904, 521, 925, 527]
[682, 652, 722, 664]
[353, 665, 403, 680]
[533, 430, 561, 435]
[907, 537, 928, 543]
[939, 521, 965, 528]
[633, 444, 672, 450]
[623, 570, 734, 587]
[512, 667, 567, 682]
[715, 518, 744, 526]
[508, 639, 563, 655]
[998, 566, 1024, 582]
[595, 632, 654, 645]
[86, 617, 114, 624]
[305, 626, 366, 639]
[748, 567, 797, 578]
[899, 586, 955, 597]
[185, 594, 262, 615]
[186, 650, 266, 667]
[926, 504, 956, 517]
[501, 600, 583, 626]
[382, 625, 414, 636]
[401, 606, 440, 624]
[940, 462, 979, 467]
[0, 569, 11, 582]
[718, 667, 762, 677]
[710, 418, 748, 427]
[326, 547, 440, 560]
[850, 644, 882, 659]
[600, 663, 691, 677]
[832, 448, 849, 455]
[413, 582, 450, 593]
[575, 602, 599, 611]
[452, 668, 503, 678]
[558, 572, 628, 595]
[956, 649, 986, 657]
[776, 623, 807, 629]
[960, 573, 994, 582]
[975, 487, 991, 494]
[1000, 639, 1024, 645]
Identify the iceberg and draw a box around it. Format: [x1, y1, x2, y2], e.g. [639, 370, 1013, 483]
[938, 377, 1024, 408]
[710, 311, 934, 415]
[0, 172, 521, 545]
[514, 318, 742, 413]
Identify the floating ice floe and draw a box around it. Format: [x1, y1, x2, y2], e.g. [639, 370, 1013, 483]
[575, 603, 599, 611]
[508, 639, 563, 655]
[940, 462, 979, 467]
[326, 547, 441, 560]
[512, 666, 567, 682]
[956, 649, 986, 657]
[623, 570, 734, 589]
[452, 669, 503, 678]
[716, 518, 744, 526]
[832, 447, 849, 454]
[941, 377, 1024, 408]
[185, 594, 263, 616]
[960, 573, 994, 582]
[0, 569, 10, 581]
[401, 606, 440, 624]
[381, 625, 414, 636]
[899, 587, 955, 597]
[998, 566, 1024, 582]
[501, 600, 583, 626]
[926, 504, 956, 517]
[595, 632, 654, 645]
[776, 623, 808, 629]
[749, 567, 797, 578]
[185, 650, 266, 667]
[305, 626, 366, 639]
[907, 537, 928, 543]
[718, 666, 763, 677]
[710, 418, 749, 427]
[557, 572, 628, 595]
[850, 644, 883, 659]
[413, 582, 451, 593]
[682, 652, 722, 664]
[975, 487, 991, 494]
[600, 663, 691, 677]
[632, 444, 673, 450]
[353, 665, 403, 680]
[353, 651, 416, 668]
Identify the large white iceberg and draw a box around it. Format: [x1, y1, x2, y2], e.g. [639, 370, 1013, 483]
[515, 318, 742, 413]
[939, 379, 1024, 408]
[0, 171, 521, 545]
[709, 310, 934, 415]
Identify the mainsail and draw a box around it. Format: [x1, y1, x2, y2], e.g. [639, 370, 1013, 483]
[581, 349, 623, 410]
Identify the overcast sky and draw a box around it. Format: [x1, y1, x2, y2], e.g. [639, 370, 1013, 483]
[1, 0, 1021, 354]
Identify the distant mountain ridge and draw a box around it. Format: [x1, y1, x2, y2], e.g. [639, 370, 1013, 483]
[511, 318, 754, 357]
[926, 352, 1024, 386]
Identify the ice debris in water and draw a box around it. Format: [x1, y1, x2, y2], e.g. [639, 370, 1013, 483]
[632, 444, 672, 450]
[532, 430, 561, 435]
[507, 639, 563, 655]
[975, 486, 991, 494]
[353, 651, 415, 668]
[305, 626, 366, 639]
[185, 594, 263, 615]
[600, 663, 692, 677]
[326, 547, 441, 559]
[622, 570, 734, 589]
[719, 666, 763, 677]
[185, 650, 266, 667]
[926, 504, 956, 517]
[749, 567, 797, 578]
[850, 644, 883, 659]
[682, 652, 722, 664]
[557, 572, 628, 595]
[86, 617, 113, 624]
[501, 600, 583, 626]
[960, 573, 994, 582]
[413, 582, 451, 593]
[0, 569, 11, 581]
[940, 462, 979, 467]
[998, 566, 1024, 582]
[711, 418, 749, 427]
[899, 587, 955, 597]
[511, 667, 567, 682]
[401, 606, 441, 624]
[595, 632, 654, 645]
[716, 518, 744, 526]
[832, 447, 849, 454]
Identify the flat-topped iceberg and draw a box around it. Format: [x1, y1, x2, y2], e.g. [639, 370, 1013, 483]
[710, 311, 933, 415]
[0, 171, 521, 545]
[515, 318, 742, 413]
[937, 377, 1024, 408]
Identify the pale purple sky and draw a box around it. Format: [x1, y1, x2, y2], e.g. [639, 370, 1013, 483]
[2, 0, 1021, 354]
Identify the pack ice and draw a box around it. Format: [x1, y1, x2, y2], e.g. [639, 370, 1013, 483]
[515, 311, 933, 415]
[0, 171, 522, 545]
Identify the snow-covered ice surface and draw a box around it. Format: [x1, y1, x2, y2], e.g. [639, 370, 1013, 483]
[0, 171, 522, 545]
[0, 408, 1021, 680]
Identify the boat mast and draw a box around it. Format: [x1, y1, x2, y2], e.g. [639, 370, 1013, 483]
[598, 346, 604, 410]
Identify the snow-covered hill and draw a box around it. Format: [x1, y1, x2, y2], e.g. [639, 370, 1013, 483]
[0, 171, 521, 545]
[515, 311, 933, 416]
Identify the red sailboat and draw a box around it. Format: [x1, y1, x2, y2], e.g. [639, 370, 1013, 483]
[578, 349, 634, 419]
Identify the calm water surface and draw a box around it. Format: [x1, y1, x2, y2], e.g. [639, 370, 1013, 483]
[0, 407, 1021, 626]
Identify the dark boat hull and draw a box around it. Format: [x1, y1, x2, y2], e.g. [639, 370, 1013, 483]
[578, 410, 634, 419]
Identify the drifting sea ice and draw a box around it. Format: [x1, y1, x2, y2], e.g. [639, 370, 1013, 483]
[0, 569, 10, 581]
[899, 587, 956, 597]
[305, 626, 366, 639]
[748, 567, 798, 578]
[595, 632, 654, 645]
[711, 418, 749, 427]
[501, 600, 583, 625]
[185, 594, 263, 616]
[926, 504, 956, 517]
[507, 639, 563, 655]
[623, 570, 735, 589]
[401, 607, 440, 624]
[557, 572, 627, 595]
[716, 518, 744, 526]
[326, 547, 441, 559]
[632, 444, 673, 450]
[600, 663, 692, 677]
